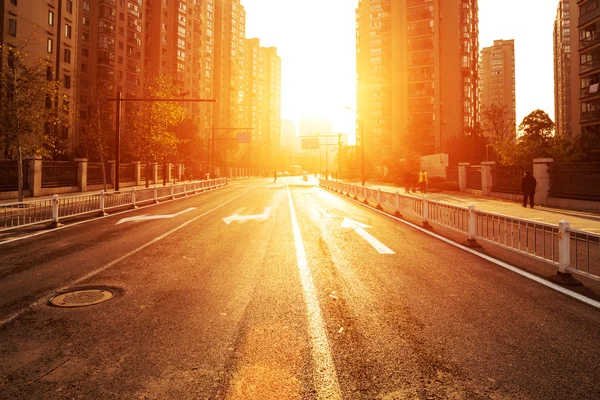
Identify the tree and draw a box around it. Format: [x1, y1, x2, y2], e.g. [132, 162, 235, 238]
[78, 79, 114, 190]
[0, 42, 70, 201]
[129, 74, 186, 186]
[481, 103, 516, 145]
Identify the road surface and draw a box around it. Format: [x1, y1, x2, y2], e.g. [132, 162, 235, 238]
[1, 177, 599, 399]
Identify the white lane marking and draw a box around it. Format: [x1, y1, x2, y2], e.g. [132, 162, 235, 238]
[330, 191, 600, 310]
[0, 187, 257, 328]
[222, 207, 271, 225]
[0, 184, 237, 246]
[116, 207, 196, 225]
[286, 184, 343, 400]
[341, 217, 395, 255]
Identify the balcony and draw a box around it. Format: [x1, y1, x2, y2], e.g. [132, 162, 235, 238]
[582, 109, 600, 123]
[581, 58, 600, 73]
[580, 5, 600, 26]
[580, 31, 600, 50]
[407, 27, 433, 37]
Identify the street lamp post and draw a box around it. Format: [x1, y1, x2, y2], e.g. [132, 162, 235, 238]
[108, 91, 216, 191]
[344, 106, 365, 186]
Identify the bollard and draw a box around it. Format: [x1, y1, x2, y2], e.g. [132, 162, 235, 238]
[394, 192, 402, 217]
[549, 220, 582, 286]
[422, 196, 432, 229]
[50, 194, 62, 228]
[132, 187, 138, 209]
[154, 185, 158, 203]
[376, 188, 383, 210]
[465, 204, 479, 247]
[98, 190, 108, 217]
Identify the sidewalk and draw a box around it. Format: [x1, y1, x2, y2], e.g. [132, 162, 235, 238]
[359, 181, 600, 234]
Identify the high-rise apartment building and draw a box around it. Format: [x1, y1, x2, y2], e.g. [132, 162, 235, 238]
[213, 0, 245, 131]
[76, 0, 146, 156]
[356, 0, 479, 170]
[145, 0, 214, 131]
[578, 0, 600, 155]
[479, 39, 516, 136]
[2, 0, 78, 154]
[554, 0, 580, 140]
[243, 38, 281, 168]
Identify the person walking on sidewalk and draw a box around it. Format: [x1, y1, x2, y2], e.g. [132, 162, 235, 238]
[418, 170, 428, 193]
[521, 171, 537, 208]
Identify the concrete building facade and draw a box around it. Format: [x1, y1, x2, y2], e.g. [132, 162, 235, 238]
[356, 0, 479, 171]
[578, 0, 600, 156]
[479, 39, 516, 136]
[554, 0, 580, 140]
[2, 0, 78, 155]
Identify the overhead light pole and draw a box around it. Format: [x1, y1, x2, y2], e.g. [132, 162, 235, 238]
[108, 92, 216, 191]
[344, 106, 365, 186]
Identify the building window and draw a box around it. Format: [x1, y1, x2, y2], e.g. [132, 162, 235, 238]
[65, 24, 72, 38]
[8, 19, 17, 37]
[81, 63, 87, 72]
[66, 0, 73, 14]
[83, 1, 90, 11]
[82, 48, 89, 57]
[48, 11, 54, 26]
[64, 74, 71, 89]
[82, 32, 89, 42]
[64, 48, 71, 63]
[82, 17, 90, 26]
[47, 38, 53, 53]
[10, 0, 17, 5]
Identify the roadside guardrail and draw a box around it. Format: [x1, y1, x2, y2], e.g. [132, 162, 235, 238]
[0, 178, 227, 233]
[320, 179, 600, 282]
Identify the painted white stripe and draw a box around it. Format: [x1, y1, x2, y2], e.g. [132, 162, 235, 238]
[330, 191, 600, 310]
[0, 187, 257, 328]
[286, 184, 343, 400]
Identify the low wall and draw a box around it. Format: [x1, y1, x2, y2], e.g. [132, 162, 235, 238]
[0, 190, 32, 201]
[87, 183, 115, 191]
[546, 197, 600, 213]
[490, 191, 522, 203]
[40, 186, 80, 196]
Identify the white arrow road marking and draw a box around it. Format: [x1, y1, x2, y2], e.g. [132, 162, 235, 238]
[222, 207, 271, 225]
[341, 217, 395, 255]
[116, 207, 196, 225]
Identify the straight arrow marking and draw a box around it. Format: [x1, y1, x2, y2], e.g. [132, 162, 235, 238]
[341, 217, 395, 255]
[116, 207, 196, 225]
[222, 207, 271, 225]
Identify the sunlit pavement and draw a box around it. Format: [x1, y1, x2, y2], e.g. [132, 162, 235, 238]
[1, 178, 599, 399]
[353, 181, 600, 233]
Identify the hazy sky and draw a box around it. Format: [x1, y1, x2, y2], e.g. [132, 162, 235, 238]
[243, 0, 557, 143]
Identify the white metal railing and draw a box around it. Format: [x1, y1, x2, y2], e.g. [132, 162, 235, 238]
[0, 178, 227, 232]
[319, 179, 600, 281]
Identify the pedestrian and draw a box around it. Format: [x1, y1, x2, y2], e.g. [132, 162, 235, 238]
[521, 171, 537, 208]
[418, 169, 428, 193]
[274, 170, 277, 183]
[403, 170, 412, 193]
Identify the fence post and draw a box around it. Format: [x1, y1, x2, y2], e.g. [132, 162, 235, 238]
[154, 185, 158, 203]
[98, 190, 107, 217]
[376, 188, 383, 210]
[550, 220, 582, 286]
[183, 182, 187, 196]
[422, 196, 432, 229]
[353, 185, 358, 200]
[465, 204, 479, 247]
[76, 158, 88, 193]
[170, 184, 175, 200]
[50, 194, 62, 228]
[131, 187, 138, 209]
[363, 187, 369, 205]
[394, 192, 402, 217]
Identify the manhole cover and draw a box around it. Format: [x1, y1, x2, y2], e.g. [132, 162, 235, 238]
[50, 289, 114, 308]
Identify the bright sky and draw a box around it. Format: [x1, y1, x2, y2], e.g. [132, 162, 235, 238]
[243, 0, 557, 143]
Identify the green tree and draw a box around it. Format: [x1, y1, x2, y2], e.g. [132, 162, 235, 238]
[129, 75, 185, 185]
[0, 42, 70, 201]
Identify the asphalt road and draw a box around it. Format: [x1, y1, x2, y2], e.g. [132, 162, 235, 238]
[1, 177, 599, 399]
